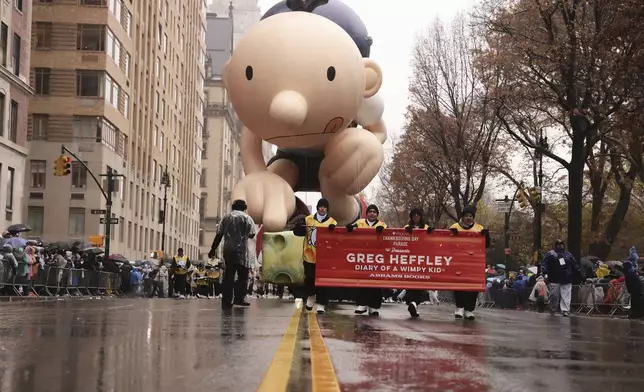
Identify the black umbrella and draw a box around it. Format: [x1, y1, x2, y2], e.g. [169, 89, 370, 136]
[71, 241, 94, 252]
[47, 241, 72, 252]
[108, 254, 128, 263]
[79, 247, 104, 255]
[6, 223, 31, 234]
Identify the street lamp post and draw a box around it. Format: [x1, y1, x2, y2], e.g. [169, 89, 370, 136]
[160, 166, 171, 253]
[533, 130, 549, 266]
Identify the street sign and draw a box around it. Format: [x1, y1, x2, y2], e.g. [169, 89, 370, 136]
[100, 217, 119, 224]
[89, 235, 104, 246]
[91, 209, 107, 215]
[496, 201, 512, 213]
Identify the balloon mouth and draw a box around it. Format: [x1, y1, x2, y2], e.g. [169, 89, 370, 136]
[266, 132, 329, 142]
[265, 117, 346, 142]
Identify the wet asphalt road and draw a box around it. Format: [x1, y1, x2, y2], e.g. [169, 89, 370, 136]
[323, 304, 644, 392]
[0, 299, 643, 392]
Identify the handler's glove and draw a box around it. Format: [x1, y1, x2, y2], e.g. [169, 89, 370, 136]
[346, 224, 355, 233]
[328, 224, 336, 231]
[375, 225, 384, 234]
[405, 226, 413, 234]
[427, 226, 435, 234]
[207, 249, 216, 259]
[449, 228, 459, 235]
[480, 229, 489, 236]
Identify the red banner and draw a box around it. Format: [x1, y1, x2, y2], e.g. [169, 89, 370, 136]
[315, 228, 486, 291]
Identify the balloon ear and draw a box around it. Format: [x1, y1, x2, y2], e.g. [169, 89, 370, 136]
[363, 58, 382, 98]
[222, 59, 231, 88]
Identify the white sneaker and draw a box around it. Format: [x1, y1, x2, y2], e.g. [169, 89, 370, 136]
[178, 295, 185, 299]
[454, 308, 464, 319]
[306, 295, 316, 311]
[316, 304, 326, 314]
[368, 307, 379, 316]
[464, 311, 475, 321]
[294, 298, 303, 309]
[354, 305, 368, 314]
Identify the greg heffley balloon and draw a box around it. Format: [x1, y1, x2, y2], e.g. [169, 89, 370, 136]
[224, 0, 387, 232]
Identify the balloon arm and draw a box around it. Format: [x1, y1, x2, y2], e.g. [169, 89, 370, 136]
[363, 118, 387, 145]
[240, 127, 267, 174]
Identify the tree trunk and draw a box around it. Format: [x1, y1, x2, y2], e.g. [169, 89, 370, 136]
[567, 137, 586, 262]
[599, 177, 635, 260]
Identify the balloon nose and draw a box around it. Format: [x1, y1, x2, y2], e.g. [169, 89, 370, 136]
[269, 90, 308, 128]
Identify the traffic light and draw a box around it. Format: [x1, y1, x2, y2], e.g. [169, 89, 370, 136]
[516, 190, 529, 209]
[528, 186, 541, 203]
[53, 156, 64, 176]
[53, 155, 72, 176]
[62, 156, 71, 176]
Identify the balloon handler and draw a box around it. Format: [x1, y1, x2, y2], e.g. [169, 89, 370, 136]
[224, 0, 387, 232]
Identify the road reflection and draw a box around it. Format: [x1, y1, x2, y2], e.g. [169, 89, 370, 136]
[0, 300, 285, 392]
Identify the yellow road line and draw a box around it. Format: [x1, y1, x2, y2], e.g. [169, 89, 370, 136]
[257, 307, 303, 392]
[308, 312, 341, 392]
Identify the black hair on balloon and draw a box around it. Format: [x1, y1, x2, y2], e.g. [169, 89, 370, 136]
[286, 0, 329, 12]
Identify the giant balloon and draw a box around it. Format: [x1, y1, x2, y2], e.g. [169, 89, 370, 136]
[223, 0, 387, 231]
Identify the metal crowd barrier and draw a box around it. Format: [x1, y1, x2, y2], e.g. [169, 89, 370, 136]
[470, 282, 632, 317]
[0, 260, 123, 298]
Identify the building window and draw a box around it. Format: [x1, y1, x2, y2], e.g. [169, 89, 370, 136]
[199, 194, 205, 219]
[104, 73, 119, 108]
[12, 34, 21, 76]
[35, 68, 51, 95]
[30, 160, 46, 188]
[73, 116, 100, 140]
[76, 70, 103, 97]
[0, 93, 4, 137]
[77, 25, 106, 51]
[200, 169, 206, 187]
[69, 208, 86, 236]
[125, 11, 132, 37]
[106, 28, 123, 67]
[108, 0, 122, 24]
[14, 0, 22, 12]
[122, 92, 129, 118]
[81, 0, 106, 5]
[123, 52, 130, 76]
[35, 23, 52, 49]
[5, 166, 14, 211]
[9, 100, 18, 143]
[0, 24, 7, 67]
[32, 114, 49, 141]
[27, 207, 45, 236]
[202, 141, 207, 159]
[71, 161, 88, 188]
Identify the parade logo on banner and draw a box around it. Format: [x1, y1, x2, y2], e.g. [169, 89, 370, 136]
[315, 228, 486, 291]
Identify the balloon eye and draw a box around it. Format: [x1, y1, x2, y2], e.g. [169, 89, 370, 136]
[327, 66, 336, 81]
[245, 66, 253, 80]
